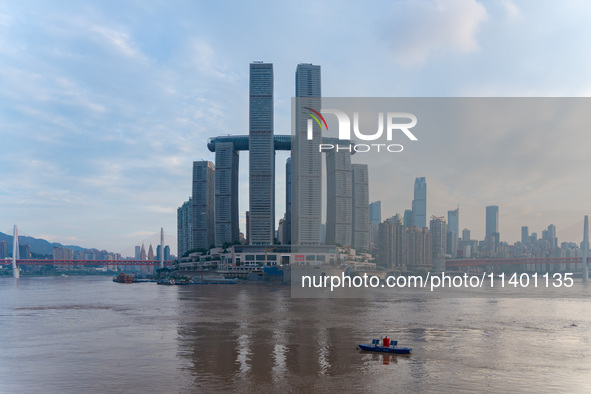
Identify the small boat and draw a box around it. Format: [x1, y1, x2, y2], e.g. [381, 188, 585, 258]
[359, 337, 412, 354]
[113, 273, 135, 283]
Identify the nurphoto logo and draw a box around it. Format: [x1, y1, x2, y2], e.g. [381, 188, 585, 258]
[306, 108, 418, 153]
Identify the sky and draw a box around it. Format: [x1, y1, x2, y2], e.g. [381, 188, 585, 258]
[1, 0, 591, 253]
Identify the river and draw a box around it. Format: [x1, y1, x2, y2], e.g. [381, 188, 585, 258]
[1, 276, 590, 393]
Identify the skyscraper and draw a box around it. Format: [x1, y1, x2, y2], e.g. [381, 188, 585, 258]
[369, 201, 382, 228]
[521, 226, 529, 245]
[447, 206, 459, 257]
[193, 160, 215, 250]
[352, 164, 370, 251]
[403, 209, 414, 228]
[378, 216, 406, 269]
[412, 177, 427, 228]
[292, 63, 322, 245]
[326, 148, 352, 246]
[547, 224, 557, 249]
[215, 141, 240, 246]
[249, 62, 274, 245]
[369, 201, 381, 250]
[285, 157, 292, 245]
[462, 228, 471, 241]
[0, 241, 7, 259]
[485, 205, 499, 238]
[177, 198, 193, 257]
[430, 216, 446, 271]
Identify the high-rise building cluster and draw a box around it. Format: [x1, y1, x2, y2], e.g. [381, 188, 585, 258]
[177, 62, 371, 258]
[175, 62, 579, 270]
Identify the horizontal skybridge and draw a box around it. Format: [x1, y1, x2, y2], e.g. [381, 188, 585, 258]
[207, 135, 353, 152]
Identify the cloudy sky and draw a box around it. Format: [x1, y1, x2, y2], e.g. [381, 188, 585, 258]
[1, 0, 591, 253]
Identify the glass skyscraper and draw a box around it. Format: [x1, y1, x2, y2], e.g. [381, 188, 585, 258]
[326, 148, 352, 246]
[215, 142, 239, 246]
[413, 177, 427, 228]
[369, 201, 381, 228]
[285, 157, 292, 245]
[352, 164, 370, 251]
[249, 62, 274, 245]
[485, 205, 499, 238]
[192, 161, 215, 250]
[292, 63, 322, 245]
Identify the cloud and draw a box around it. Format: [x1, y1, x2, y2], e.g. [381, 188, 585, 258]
[500, 0, 520, 20]
[90, 25, 145, 60]
[380, 0, 488, 66]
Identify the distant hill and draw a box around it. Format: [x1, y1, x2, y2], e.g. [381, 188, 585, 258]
[0, 232, 88, 256]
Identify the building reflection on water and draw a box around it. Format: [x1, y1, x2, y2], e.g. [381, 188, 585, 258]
[174, 286, 423, 392]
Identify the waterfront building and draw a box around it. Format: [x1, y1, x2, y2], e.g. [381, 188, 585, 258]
[326, 148, 352, 247]
[215, 141, 240, 246]
[177, 198, 193, 258]
[285, 157, 292, 245]
[292, 63, 322, 245]
[249, 62, 275, 245]
[193, 161, 215, 250]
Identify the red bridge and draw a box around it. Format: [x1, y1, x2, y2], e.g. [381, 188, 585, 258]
[446, 257, 589, 268]
[1, 259, 175, 266]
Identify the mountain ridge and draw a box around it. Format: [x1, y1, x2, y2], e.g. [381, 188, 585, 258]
[0, 232, 95, 256]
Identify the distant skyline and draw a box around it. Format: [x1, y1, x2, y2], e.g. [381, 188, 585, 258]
[2, 1, 591, 252]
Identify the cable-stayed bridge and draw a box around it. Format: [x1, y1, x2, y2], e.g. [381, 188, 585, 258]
[1, 226, 177, 278]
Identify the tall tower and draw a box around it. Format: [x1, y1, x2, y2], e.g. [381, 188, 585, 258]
[521, 226, 529, 245]
[583, 216, 589, 282]
[485, 205, 499, 237]
[326, 149, 352, 246]
[369, 202, 382, 228]
[430, 216, 446, 271]
[369, 201, 382, 251]
[352, 164, 370, 251]
[285, 157, 292, 245]
[447, 206, 459, 257]
[292, 63, 322, 245]
[412, 177, 427, 228]
[215, 142, 240, 246]
[177, 198, 193, 257]
[249, 62, 275, 245]
[193, 160, 215, 250]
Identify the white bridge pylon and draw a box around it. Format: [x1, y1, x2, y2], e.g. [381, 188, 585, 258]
[12, 224, 20, 279]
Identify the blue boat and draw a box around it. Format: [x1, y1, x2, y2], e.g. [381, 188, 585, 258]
[359, 338, 412, 354]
